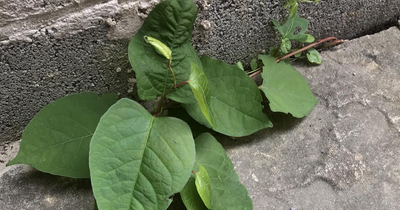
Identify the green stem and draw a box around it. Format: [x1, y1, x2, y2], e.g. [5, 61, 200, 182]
[168, 59, 177, 87]
[154, 80, 189, 116]
[246, 67, 262, 75]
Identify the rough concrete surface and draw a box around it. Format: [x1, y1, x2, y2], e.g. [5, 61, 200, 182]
[1, 0, 400, 143]
[1, 26, 400, 209]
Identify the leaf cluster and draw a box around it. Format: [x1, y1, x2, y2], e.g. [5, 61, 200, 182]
[271, 0, 322, 64]
[7, 0, 320, 210]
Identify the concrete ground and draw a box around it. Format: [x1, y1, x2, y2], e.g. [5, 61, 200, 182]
[1, 26, 400, 210]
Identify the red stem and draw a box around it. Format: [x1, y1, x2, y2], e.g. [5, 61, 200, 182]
[154, 80, 189, 116]
[276, 37, 344, 63]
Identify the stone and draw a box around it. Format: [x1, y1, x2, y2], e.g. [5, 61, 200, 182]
[220, 27, 400, 209]
[1, 27, 400, 209]
[0, 165, 94, 210]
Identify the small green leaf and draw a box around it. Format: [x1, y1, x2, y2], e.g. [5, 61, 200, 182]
[7, 92, 117, 178]
[183, 56, 273, 137]
[189, 62, 216, 128]
[194, 133, 253, 209]
[292, 49, 302, 58]
[181, 175, 209, 210]
[194, 165, 212, 209]
[259, 55, 318, 118]
[90, 98, 195, 210]
[304, 34, 315, 43]
[306, 48, 323, 64]
[144, 35, 172, 60]
[128, 0, 201, 104]
[273, 5, 310, 43]
[280, 38, 292, 54]
[250, 59, 258, 70]
[235, 61, 244, 71]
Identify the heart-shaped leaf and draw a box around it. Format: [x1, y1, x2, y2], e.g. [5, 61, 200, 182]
[306, 48, 322, 64]
[188, 62, 215, 128]
[7, 92, 118, 178]
[181, 133, 253, 210]
[259, 55, 318, 118]
[89, 98, 195, 210]
[128, 0, 201, 104]
[183, 56, 272, 137]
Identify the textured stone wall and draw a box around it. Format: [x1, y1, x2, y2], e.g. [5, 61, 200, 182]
[1, 0, 399, 142]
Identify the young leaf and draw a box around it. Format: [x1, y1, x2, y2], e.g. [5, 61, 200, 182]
[194, 165, 212, 209]
[304, 34, 315, 43]
[259, 55, 318, 118]
[273, 11, 310, 43]
[306, 48, 323, 64]
[235, 61, 244, 71]
[128, 0, 201, 104]
[250, 58, 258, 70]
[7, 92, 117, 178]
[183, 133, 253, 210]
[188, 62, 216, 128]
[180, 175, 209, 210]
[280, 38, 292, 54]
[89, 98, 195, 210]
[183, 56, 273, 137]
[144, 36, 172, 60]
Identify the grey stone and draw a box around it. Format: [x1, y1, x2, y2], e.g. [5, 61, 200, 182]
[220, 27, 400, 210]
[0, 165, 94, 210]
[2, 27, 400, 209]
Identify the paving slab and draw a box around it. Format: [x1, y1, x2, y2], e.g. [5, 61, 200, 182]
[1, 27, 400, 209]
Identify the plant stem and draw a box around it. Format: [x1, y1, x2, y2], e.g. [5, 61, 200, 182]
[275, 37, 344, 63]
[168, 59, 177, 87]
[249, 70, 262, 78]
[246, 67, 262, 75]
[154, 80, 189, 116]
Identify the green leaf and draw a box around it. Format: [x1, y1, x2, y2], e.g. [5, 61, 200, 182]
[181, 175, 209, 210]
[250, 59, 258, 70]
[259, 55, 318, 118]
[194, 165, 212, 209]
[89, 98, 195, 210]
[280, 38, 292, 54]
[306, 48, 323, 64]
[144, 36, 172, 60]
[189, 62, 216, 128]
[128, 0, 201, 104]
[183, 56, 273, 137]
[7, 92, 117, 178]
[304, 34, 315, 43]
[194, 133, 253, 210]
[235, 61, 244, 71]
[273, 10, 310, 43]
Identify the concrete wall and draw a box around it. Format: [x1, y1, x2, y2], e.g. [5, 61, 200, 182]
[1, 0, 399, 143]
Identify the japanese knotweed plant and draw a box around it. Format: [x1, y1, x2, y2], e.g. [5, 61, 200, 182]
[7, 0, 334, 209]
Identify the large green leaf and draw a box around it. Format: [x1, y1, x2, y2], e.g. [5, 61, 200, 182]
[89, 98, 195, 210]
[128, 0, 201, 104]
[259, 55, 318, 118]
[182, 133, 253, 210]
[183, 56, 272, 137]
[188, 62, 215, 128]
[194, 165, 212, 209]
[7, 92, 117, 178]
